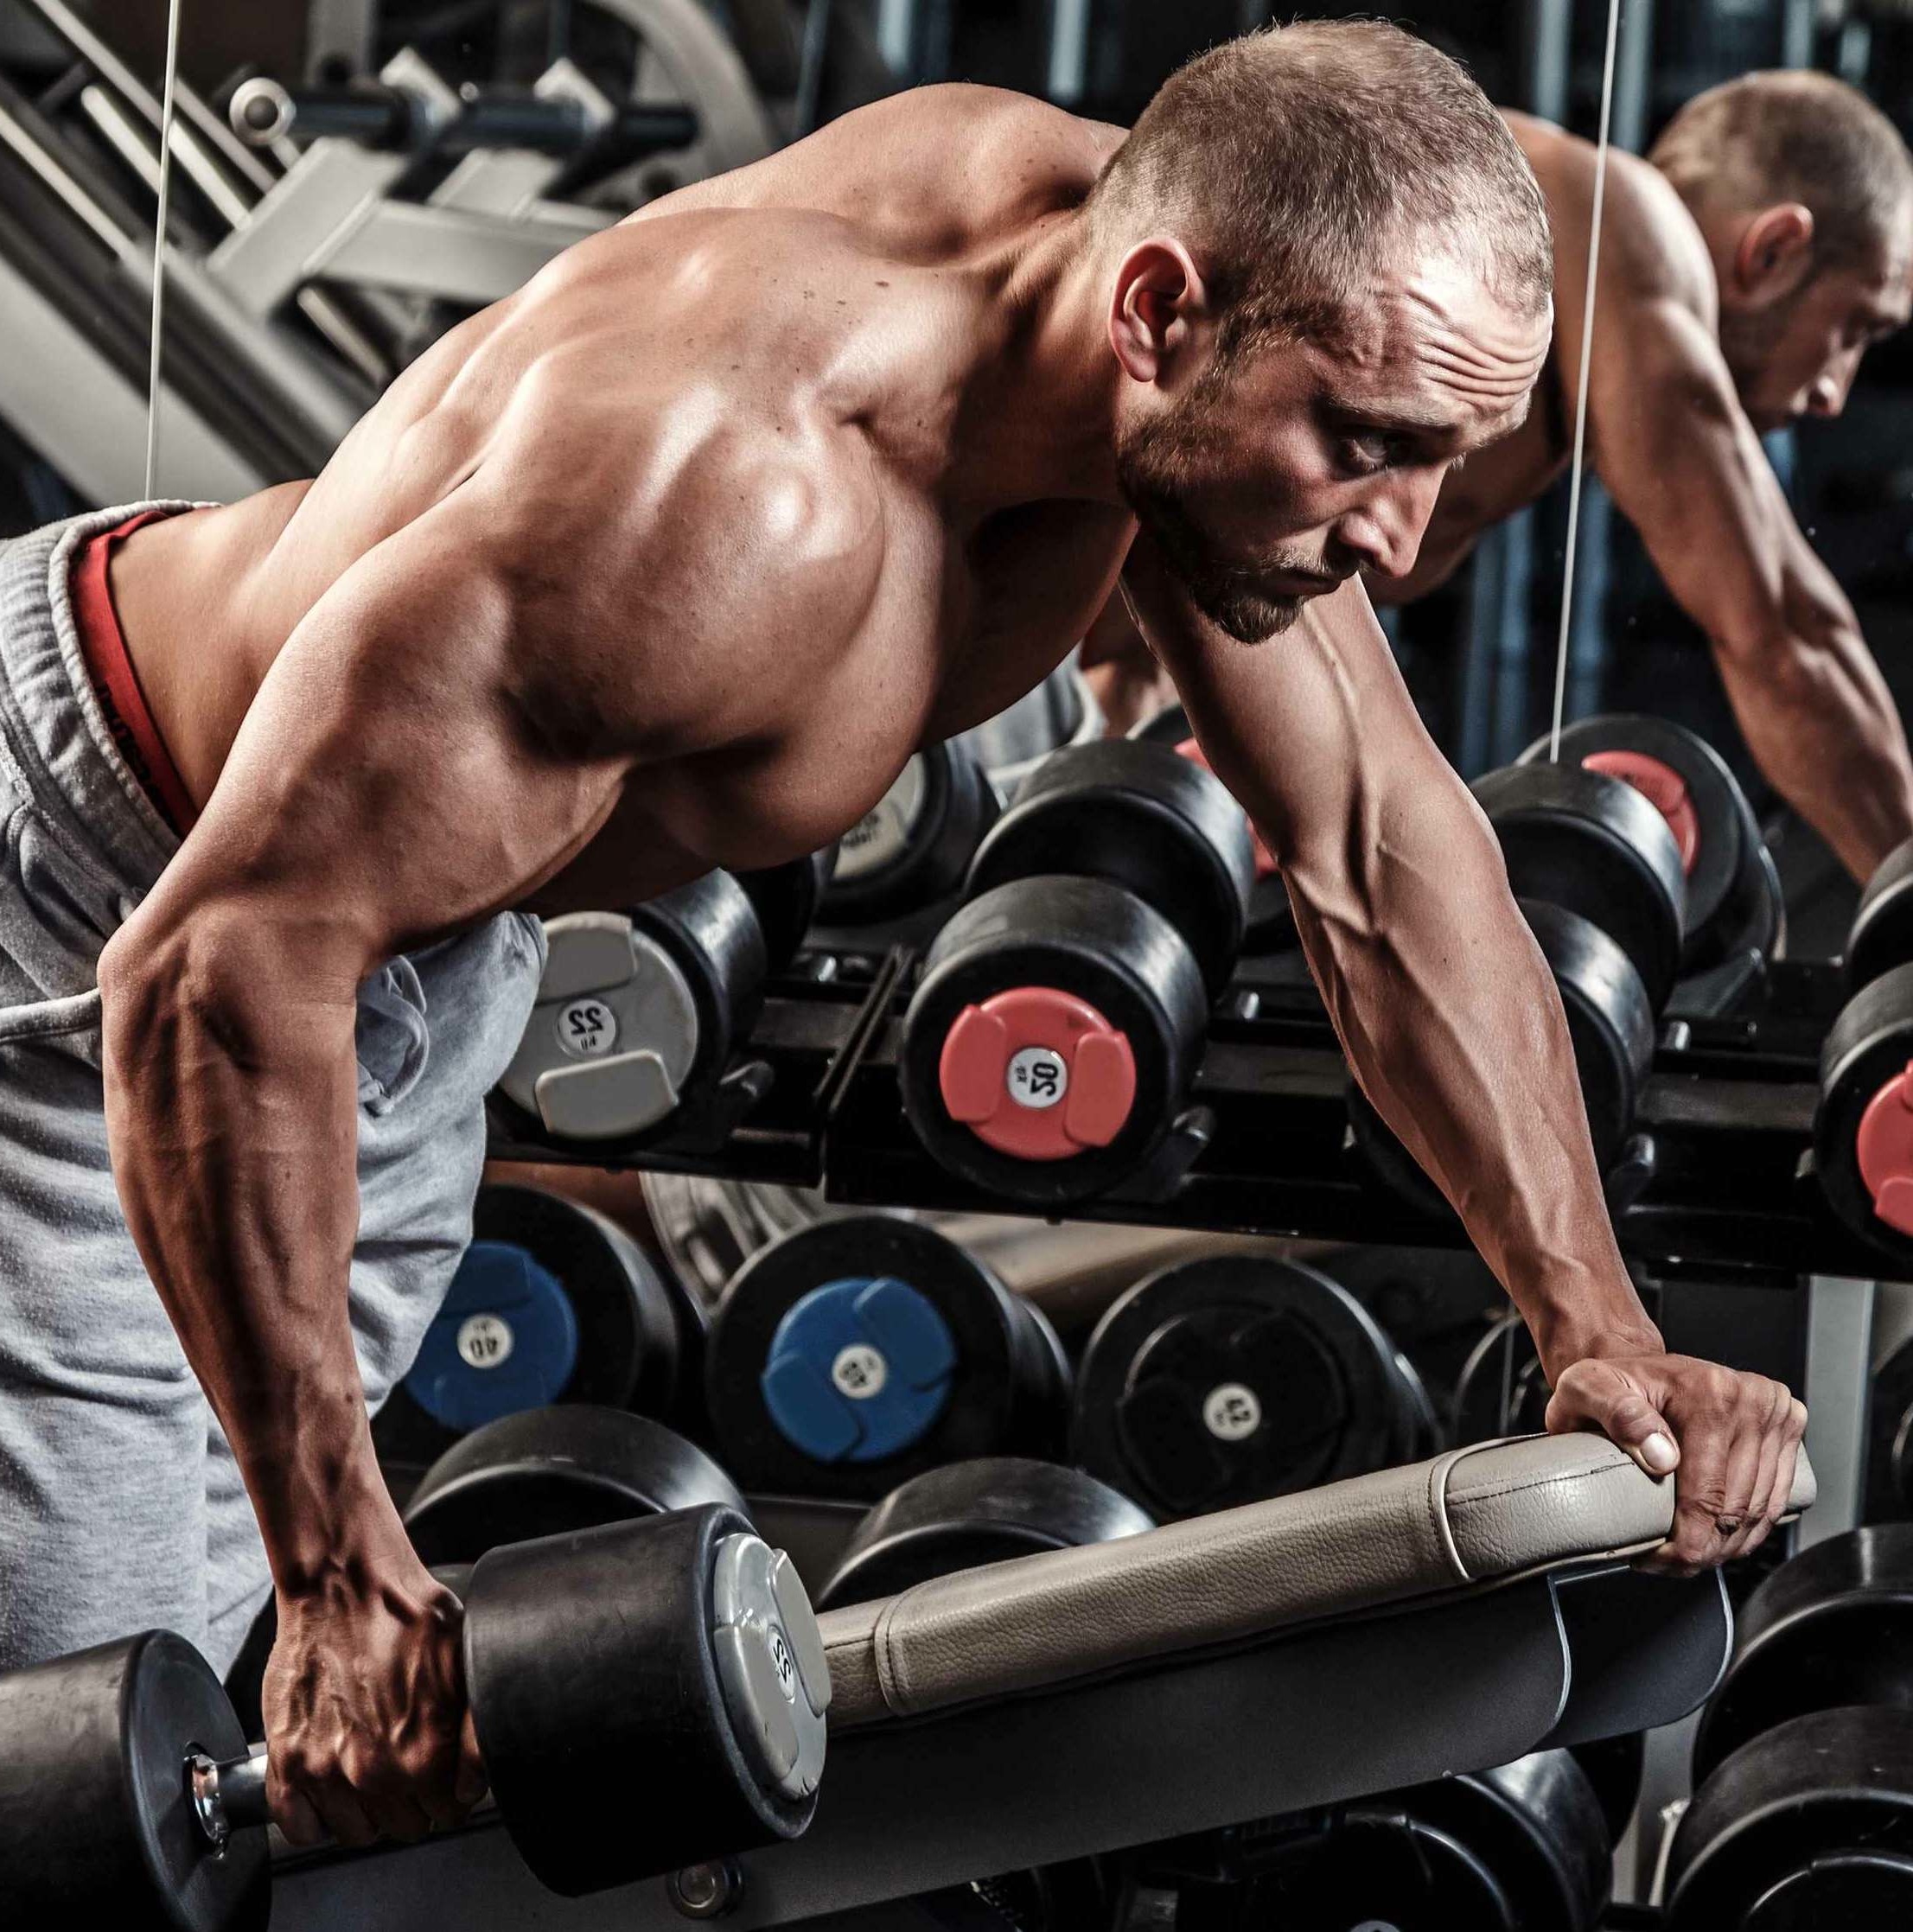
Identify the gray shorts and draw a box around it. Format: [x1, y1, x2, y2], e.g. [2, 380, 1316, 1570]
[0, 505, 545, 1674]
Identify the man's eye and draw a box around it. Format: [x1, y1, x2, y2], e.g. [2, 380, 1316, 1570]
[1338, 434, 1393, 476]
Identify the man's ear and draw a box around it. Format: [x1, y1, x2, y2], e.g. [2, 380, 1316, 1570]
[1734, 203, 1816, 305]
[1109, 238, 1213, 386]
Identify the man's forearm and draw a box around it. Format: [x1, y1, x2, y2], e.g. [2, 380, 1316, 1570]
[1713, 607, 1913, 882]
[99, 916, 406, 1593]
[1288, 798, 1659, 1378]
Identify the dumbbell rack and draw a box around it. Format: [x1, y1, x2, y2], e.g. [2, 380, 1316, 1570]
[485, 941, 1891, 1283]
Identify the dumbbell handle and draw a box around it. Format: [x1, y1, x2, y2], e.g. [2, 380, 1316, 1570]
[188, 1744, 270, 1847]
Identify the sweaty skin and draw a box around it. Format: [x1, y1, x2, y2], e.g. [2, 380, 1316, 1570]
[1087, 111, 1913, 875]
[94, 86, 1802, 1844]
[1385, 113, 1913, 881]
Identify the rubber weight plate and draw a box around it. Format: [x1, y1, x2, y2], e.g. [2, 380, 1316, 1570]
[901, 874, 1209, 1207]
[1474, 762, 1686, 1009]
[814, 1456, 1153, 1609]
[1868, 1333, 1913, 1522]
[735, 845, 838, 972]
[1133, 701, 1296, 953]
[497, 871, 766, 1141]
[1847, 835, 1913, 993]
[967, 736, 1254, 992]
[1692, 1524, 1913, 1785]
[1073, 1255, 1425, 1518]
[1126, 1749, 1610, 1932]
[705, 1216, 1071, 1499]
[1816, 962, 1913, 1257]
[464, 1505, 827, 1897]
[1667, 1706, 1913, 1931]
[374, 1184, 706, 1466]
[0, 1629, 268, 1932]
[1520, 716, 1748, 972]
[402, 1404, 748, 1566]
[821, 739, 999, 923]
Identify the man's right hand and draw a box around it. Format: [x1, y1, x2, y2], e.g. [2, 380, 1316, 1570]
[262, 1558, 488, 1846]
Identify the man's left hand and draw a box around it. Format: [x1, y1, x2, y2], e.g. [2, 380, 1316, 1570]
[1545, 1352, 1808, 1573]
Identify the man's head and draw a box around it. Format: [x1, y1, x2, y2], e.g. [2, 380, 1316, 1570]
[1650, 71, 1913, 432]
[1087, 22, 1553, 641]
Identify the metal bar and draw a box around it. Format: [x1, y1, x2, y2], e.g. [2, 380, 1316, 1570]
[1800, 1274, 1878, 1546]
[1046, 0, 1092, 105]
[312, 195, 612, 308]
[272, 1579, 1573, 1929]
[876, 0, 917, 77]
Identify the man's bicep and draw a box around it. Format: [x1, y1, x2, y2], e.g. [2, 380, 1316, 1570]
[1591, 299, 1793, 652]
[153, 511, 622, 975]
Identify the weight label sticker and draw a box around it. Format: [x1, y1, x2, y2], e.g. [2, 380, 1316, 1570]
[1006, 1046, 1068, 1110]
[832, 1343, 889, 1400]
[555, 997, 618, 1059]
[767, 1623, 797, 1701]
[836, 758, 928, 880]
[1202, 1382, 1262, 1442]
[456, 1314, 515, 1372]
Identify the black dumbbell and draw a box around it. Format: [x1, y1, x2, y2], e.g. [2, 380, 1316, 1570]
[813, 1456, 1153, 1609]
[372, 1184, 708, 1470]
[401, 1402, 749, 1565]
[1472, 760, 1687, 1010]
[1848, 837, 1913, 995]
[1122, 1748, 1613, 1932]
[1667, 1707, 1913, 1929]
[900, 739, 1254, 1206]
[1071, 1254, 1440, 1519]
[1816, 965, 1913, 1257]
[735, 845, 839, 972]
[819, 739, 999, 925]
[0, 1504, 829, 1920]
[1132, 701, 1297, 953]
[1518, 715, 1782, 982]
[1690, 1525, 1913, 1788]
[1868, 1332, 1913, 1523]
[704, 1216, 1071, 1501]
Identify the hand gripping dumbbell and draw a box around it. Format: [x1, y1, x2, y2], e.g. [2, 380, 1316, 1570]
[0, 1508, 830, 1923]
[1350, 760, 1684, 1213]
[900, 738, 1255, 1206]
[496, 849, 830, 1144]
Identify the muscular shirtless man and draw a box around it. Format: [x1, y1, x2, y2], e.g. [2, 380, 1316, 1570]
[0, 23, 1802, 1850]
[1091, 69, 1913, 879]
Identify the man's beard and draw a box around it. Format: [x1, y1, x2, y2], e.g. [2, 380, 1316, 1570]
[1115, 403, 1324, 644]
[1717, 285, 1808, 428]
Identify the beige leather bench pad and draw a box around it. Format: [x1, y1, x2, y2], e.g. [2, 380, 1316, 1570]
[820, 1433, 1816, 1730]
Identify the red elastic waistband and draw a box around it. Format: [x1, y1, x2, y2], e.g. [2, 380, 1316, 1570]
[70, 510, 197, 838]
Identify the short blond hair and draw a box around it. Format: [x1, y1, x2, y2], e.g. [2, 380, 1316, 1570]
[1088, 21, 1553, 362]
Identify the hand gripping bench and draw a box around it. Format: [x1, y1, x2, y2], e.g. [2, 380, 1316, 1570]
[272, 1433, 1816, 1929]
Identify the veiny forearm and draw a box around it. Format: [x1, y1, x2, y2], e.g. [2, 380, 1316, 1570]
[99, 917, 406, 1593]
[1288, 794, 1659, 1378]
[1712, 600, 1913, 883]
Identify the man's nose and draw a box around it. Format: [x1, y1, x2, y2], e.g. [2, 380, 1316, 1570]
[1337, 474, 1444, 580]
[1808, 353, 1861, 418]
